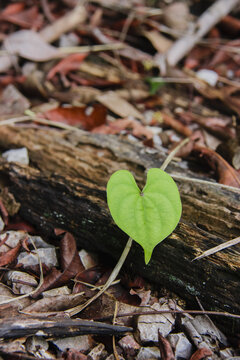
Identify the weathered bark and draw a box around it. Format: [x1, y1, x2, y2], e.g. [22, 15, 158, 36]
[0, 316, 132, 339]
[0, 126, 240, 333]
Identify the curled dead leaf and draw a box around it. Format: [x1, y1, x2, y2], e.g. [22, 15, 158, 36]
[193, 145, 240, 188]
[32, 232, 84, 298]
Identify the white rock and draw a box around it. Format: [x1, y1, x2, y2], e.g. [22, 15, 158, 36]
[219, 348, 235, 360]
[88, 343, 106, 360]
[182, 315, 227, 352]
[79, 249, 98, 269]
[138, 302, 175, 342]
[53, 335, 92, 352]
[0, 231, 27, 252]
[0, 216, 4, 231]
[2, 147, 29, 165]
[168, 332, 193, 359]
[196, 69, 218, 87]
[17, 247, 58, 268]
[29, 235, 55, 249]
[26, 336, 49, 353]
[118, 334, 140, 356]
[136, 347, 160, 360]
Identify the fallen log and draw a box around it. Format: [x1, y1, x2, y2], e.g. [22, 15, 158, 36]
[0, 125, 240, 333]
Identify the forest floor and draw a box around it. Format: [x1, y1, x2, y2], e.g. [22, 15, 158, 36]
[0, 0, 240, 359]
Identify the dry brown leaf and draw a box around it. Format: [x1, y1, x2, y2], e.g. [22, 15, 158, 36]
[47, 53, 89, 80]
[190, 348, 212, 360]
[0, 6, 42, 29]
[32, 232, 84, 298]
[97, 91, 143, 120]
[0, 241, 21, 266]
[23, 293, 85, 313]
[193, 145, 240, 188]
[143, 30, 172, 53]
[158, 332, 175, 360]
[4, 30, 60, 61]
[92, 118, 153, 140]
[43, 104, 107, 130]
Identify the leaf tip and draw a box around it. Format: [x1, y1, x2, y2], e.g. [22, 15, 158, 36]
[144, 249, 152, 265]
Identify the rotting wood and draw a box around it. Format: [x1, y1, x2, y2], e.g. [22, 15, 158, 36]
[0, 126, 239, 333]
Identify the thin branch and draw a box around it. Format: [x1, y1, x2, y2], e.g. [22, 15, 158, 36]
[193, 236, 240, 261]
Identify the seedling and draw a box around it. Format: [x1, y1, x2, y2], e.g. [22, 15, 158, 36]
[66, 139, 186, 317]
[107, 168, 182, 264]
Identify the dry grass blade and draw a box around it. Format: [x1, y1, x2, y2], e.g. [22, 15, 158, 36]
[193, 236, 240, 261]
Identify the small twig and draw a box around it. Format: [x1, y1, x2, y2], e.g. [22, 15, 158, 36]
[40, 0, 55, 23]
[59, 43, 126, 54]
[155, 0, 240, 69]
[95, 308, 240, 322]
[172, 174, 240, 193]
[113, 301, 121, 360]
[72, 278, 120, 290]
[148, 77, 194, 84]
[39, 3, 87, 43]
[161, 138, 189, 171]
[193, 236, 240, 261]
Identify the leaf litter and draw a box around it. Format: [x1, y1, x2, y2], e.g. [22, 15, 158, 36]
[0, 0, 240, 358]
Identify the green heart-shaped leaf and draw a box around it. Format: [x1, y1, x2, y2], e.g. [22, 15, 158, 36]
[107, 168, 182, 264]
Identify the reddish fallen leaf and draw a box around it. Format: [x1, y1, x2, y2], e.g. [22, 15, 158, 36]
[47, 53, 89, 80]
[173, 130, 205, 158]
[1, 3, 25, 16]
[63, 349, 87, 360]
[0, 6, 42, 29]
[158, 332, 175, 360]
[220, 15, 240, 36]
[0, 75, 26, 86]
[193, 145, 240, 188]
[43, 104, 107, 130]
[190, 348, 213, 360]
[32, 232, 84, 298]
[0, 241, 21, 266]
[161, 112, 192, 137]
[60, 232, 84, 276]
[21, 236, 31, 253]
[54, 228, 67, 236]
[92, 118, 153, 140]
